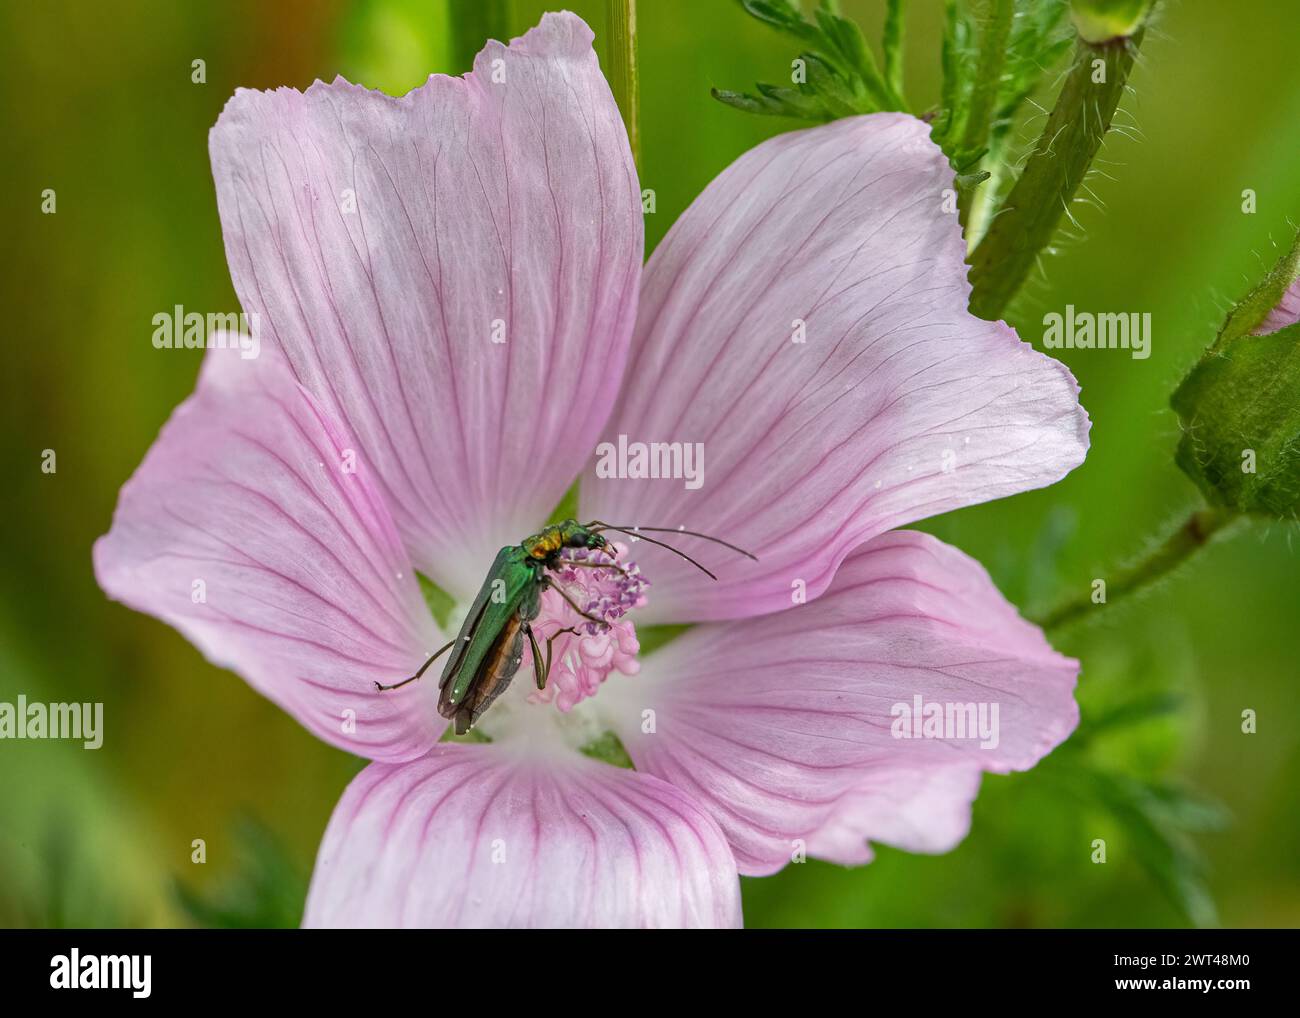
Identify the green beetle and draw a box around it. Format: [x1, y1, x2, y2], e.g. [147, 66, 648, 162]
[376, 519, 754, 734]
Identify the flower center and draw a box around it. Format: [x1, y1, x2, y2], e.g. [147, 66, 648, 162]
[473, 543, 647, 746]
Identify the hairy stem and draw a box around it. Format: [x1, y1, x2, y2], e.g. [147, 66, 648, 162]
[1035, 506, 1240, 633]
[955, 0, 1013, 230]
[968, 29, 1144, 320]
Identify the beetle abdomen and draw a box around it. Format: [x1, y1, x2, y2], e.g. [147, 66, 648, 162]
[442, 614, 526, 735]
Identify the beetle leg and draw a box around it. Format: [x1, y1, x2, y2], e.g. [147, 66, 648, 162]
[375, 637, 457, 691]
[541, 576, 608, 628]
[564, 559, 630, 577]
[525, 622, 582, 690]
[524, 624, 546, 690]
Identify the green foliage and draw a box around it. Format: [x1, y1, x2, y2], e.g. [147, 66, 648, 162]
[967, 27, 1143, 317]
[1173, 231, 1300, 519]
[1173, 320, 1300, 519]
[1047, 631, 1228, 927]
[715, 0, 1077, 253]
[1208, 230, 1300, 353]
[2, 817, 142, 927]
[580, 730, 636, 769]
[174, 816, 309, 929]
[633, 623, 692, 656]
[546, 480, 581, 526]
[712, 0, 908, 121]
[416, 570, 457, 631]
[1060, 764, 1228, 928]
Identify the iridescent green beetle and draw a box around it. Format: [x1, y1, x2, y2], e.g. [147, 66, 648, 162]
[376, 519, 755, 734]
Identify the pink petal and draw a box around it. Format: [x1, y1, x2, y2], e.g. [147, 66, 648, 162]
[581, 114, 1088, 622]
[1256, 276, 1300, 335]
[93, 346, 444, 761]
[597, 530, 1078, 875]
[803, 763, 983, 866]
[209, 11, 642, 597]
[303, 745, 742, 928]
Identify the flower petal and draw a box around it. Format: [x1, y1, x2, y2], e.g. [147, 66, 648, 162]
[94, 346, 444, 761]
[1257, 276, 1300, 335]
[802, 763, 983, 866]
[209, 11, 643, 597]
[582, 113, 1088, 622]
[303, 745, 742, 928]
[597, 530, 1079, 875]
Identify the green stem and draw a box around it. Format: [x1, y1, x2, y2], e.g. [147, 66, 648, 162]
[450, 0, 511, 74]
[1034, 506, 1239, 633]
[955, 0, 1014, 230]
[606, 0, 640, 170]
[960, 0, 1014, 156]
[967, 30, 1144, 320]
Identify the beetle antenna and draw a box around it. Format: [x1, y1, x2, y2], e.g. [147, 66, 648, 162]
[589, 522, 758, 561]
[591, 526, 719, 580]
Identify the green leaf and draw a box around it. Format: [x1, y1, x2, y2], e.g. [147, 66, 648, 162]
[712, 87, 784, 117]
[580, 730, 636, 769]
[635, 623, 692, 656]
[933, 1, 1073, 239]
[546, 479, 581, 526]
[1072, 692, 1183, 743]
[416, 569, 457, 631]
[715, 0, 907, 123]
[1076, 768, 1226, 928]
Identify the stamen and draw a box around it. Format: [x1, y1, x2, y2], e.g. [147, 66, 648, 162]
[528, 543, 648, 712]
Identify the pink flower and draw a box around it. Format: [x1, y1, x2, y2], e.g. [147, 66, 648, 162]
[94, 12, 1090, 927]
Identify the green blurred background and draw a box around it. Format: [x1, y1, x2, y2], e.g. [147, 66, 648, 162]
[2, 0, 1297, 928]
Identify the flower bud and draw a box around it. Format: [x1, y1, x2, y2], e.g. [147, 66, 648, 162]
[1070, 0, 1155, 43]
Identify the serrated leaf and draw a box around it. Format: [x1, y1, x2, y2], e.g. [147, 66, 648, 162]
[711, 86, 812, 119]
[742, 0, 816, 39]
[716, 0, 906, 123]
[756, 81, 834, 119]
[802, 53, 872, 116]
[1078, 768, 1222, 928]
